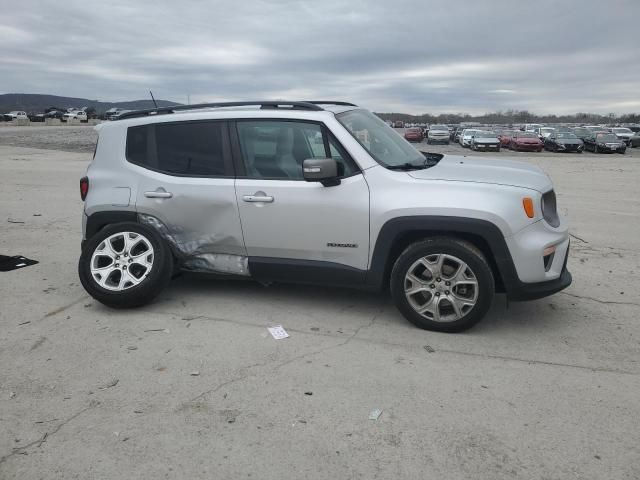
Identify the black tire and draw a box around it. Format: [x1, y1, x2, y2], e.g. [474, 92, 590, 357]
[79, 221, 173, 308]
[390, 237, 495, 332]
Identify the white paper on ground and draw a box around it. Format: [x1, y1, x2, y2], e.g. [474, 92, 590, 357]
[267, 325, 289, 340]
[369, 408, 383, 420]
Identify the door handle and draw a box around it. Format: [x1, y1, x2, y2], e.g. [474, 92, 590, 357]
[243, 195, 274, 203]
[144, 190, 173, 198]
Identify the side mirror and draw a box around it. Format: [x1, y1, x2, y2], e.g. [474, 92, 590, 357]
[303, 158, 340, 187]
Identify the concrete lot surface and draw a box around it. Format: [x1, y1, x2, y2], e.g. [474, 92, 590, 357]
[1, 127, 639, 479]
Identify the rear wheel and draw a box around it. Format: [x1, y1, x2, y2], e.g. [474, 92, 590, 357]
[390, 238, 495, 332]
[79, 222, 173, 308]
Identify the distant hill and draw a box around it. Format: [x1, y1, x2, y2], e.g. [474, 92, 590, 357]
[0, 93, 182, 113]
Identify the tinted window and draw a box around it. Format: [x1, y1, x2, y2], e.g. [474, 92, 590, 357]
[126, 122, 227, 176]
[126, 125, 148, 165]
[237, 121, 357, 179]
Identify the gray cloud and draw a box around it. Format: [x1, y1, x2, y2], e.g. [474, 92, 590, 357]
[1, 0, 639, 114]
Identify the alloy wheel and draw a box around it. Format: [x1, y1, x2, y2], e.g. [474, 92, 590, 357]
[404, 253, 479, 323]
[90, 232, 154, 291]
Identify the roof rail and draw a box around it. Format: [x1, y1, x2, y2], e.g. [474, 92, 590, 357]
[114, 100, 358, 121]
[115, 101, 325, 120]
[303, 101, 358, 107]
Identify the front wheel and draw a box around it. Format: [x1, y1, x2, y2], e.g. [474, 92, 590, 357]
[78, 222, 173, 308]
[390, 238, 495, 332]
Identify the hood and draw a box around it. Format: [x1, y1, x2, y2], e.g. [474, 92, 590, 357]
[556, 138, 583, 145]
[408, 154, 551, 192]
[516, 137, 540, 143]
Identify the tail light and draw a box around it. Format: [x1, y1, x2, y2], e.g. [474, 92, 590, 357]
[80, 176, 89, 201]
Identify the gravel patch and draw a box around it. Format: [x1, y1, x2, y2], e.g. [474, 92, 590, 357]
[0, 125, 97, 153]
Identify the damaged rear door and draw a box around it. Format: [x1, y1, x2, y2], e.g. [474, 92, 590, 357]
[129, 119, 248, 274]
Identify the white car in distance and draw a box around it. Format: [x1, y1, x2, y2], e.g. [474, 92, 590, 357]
[63, 110, 88, 122]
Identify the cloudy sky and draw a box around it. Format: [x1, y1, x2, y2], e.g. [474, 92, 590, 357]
[1, 0, 639, 114]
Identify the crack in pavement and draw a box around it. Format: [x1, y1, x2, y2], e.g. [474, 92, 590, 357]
[148, 306, 639, 377]
[560, 291, 640, 308]
[185, 309, 384, 404]
[435, 349, 637, 376]
[0, 401, 98, 465]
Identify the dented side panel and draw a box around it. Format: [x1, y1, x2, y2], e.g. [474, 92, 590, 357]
[134, 171, 248, 274]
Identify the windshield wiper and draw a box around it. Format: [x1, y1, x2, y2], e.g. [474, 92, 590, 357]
[386, 162, 427, 171]
[387, 154, 440, 171]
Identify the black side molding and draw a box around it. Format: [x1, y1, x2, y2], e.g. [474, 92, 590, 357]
[248, 257, 366, 288]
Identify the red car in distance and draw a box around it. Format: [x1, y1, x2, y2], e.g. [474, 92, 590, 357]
[404, 127, 424, 142]
[496, 130, 516, 148]
[509, 132, 543, 152]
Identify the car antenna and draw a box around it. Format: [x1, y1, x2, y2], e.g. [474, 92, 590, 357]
[149, 90, 158, 109]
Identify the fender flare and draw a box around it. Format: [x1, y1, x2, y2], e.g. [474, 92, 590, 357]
[365, 216, 519, 292]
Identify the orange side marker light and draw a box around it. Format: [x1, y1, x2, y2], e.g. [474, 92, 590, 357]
[522, 197, 535, 218]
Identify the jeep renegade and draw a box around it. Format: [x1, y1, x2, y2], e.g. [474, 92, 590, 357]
[78, 101, 571, 332]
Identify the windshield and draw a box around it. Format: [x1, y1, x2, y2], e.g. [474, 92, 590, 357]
[557, 133, 577, 139]
[541, 128, 555, 133]
[337, 109, 424, 167]
[613, 128, 632, 133]
[596, 134, 619, 142]
[430, 125, 448, 131]
[463, 130, 480, 136]
[517, 132, 537, 138]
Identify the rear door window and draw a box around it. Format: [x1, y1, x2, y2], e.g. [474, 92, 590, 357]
[126, 121, 231, 177]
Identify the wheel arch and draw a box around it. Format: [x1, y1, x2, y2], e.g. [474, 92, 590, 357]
[366, 216, 517, 293]
[84, 211, 138, 246]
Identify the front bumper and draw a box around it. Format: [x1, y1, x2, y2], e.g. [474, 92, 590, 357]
[507, 253, 572, 301]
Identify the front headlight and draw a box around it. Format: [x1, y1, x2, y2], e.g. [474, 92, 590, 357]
[541, 190, 560, 227]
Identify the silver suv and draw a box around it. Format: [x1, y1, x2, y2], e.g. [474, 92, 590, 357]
[78, 101, 571, 332]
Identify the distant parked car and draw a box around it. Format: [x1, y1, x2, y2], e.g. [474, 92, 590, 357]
[537, 127, 556, 142]
[524, 123, 543, 132]
[45, 110, 65, 119]
[403, 127, 424, 142]
[28, 112, 46, 122]
[452, 127, 466, 142]
[572, 127, 592, 141]
[426, 125, 450, 144]
[544, 132, 584, 153]
[3, 111, 28, 121]
[585, 125, 610, 133]
[469, 131, 501, 151]
[611, 127, 634, 146]
[63, 110, 88, 122]
[496, 130, 516, 148]
[583, 132, 626, 154]
[509, 132, 543, 152]
[459, 129, 481, 148]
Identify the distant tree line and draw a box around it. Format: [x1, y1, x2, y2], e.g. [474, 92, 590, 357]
[375, 110, 640, 125]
